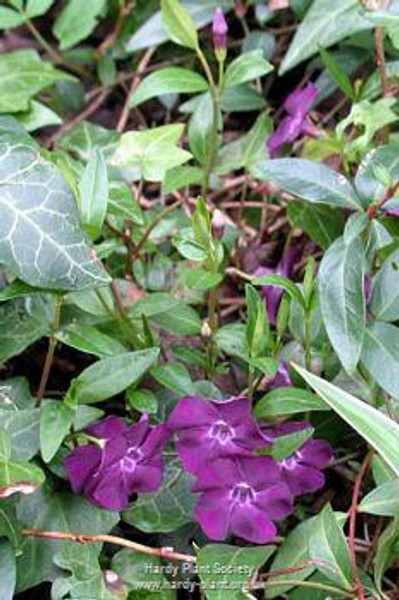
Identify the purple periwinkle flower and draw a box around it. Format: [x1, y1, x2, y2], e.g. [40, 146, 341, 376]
[268, 83, 319, 157]
[255, 246, 300, 324]
[192, 456, 293, 543]
[65, 415, 168, 511]
[270, 360, 293, 389]
[212, 8, 228, 56]
[167, 396, 269, 474]
[264, 422, 333, 497]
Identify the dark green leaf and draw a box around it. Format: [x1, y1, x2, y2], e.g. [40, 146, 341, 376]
[40, 400, 74, 463]
[359, 480, 399, 516]
[78, 148, 108, 239]
[0, 540, 16, 600]
[319, 47, 355, 100]
[224, 50, 273, 88]
[53, 0, 106, 50]
[287, 201, 345, 250]
[161, 0, 199, 50]
[130, 67, 208, 107]
[361, 321, 399, 400]
[255, 387, 328, 419]
[252, 274, 305, 308]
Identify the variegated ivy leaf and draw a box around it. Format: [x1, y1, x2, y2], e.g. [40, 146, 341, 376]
[0, 135, 110, 290]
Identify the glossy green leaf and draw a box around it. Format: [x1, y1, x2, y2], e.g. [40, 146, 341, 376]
[180, 268, 223, 290]
[250, 159, 363, 210]
[188, 92, 217, 166]
[126, 388, 158, 414]
[224, 50, 273, 88]
[70, 348, 160, 404]
[15, 100, 62, 132]
[280, 0, 372, 73]
[255, 387, 328, 419]
[26, 0, 55, 17]
[374, 517, 399, 593]
[371, 247, 399, 322]
[359, 480, 399, 516]
[161, 0, 199, 50]
[112, 550, 174, 596]
[150, 362, 195, 396]
[287, 201, 345, 250]
[53, 0, 106, 49]
[361, 321, 399, 400]
[55, 324, 126, 358]
[355, 143, 399, 204]
[318, 236, 366, 373]
[0, 6, 25, 29]
[0, 136, 110, 290]
[0, 50, 72, 113]
[252, 274, 305, 308]
[320, 47, 355, 100]
[308, 504, 352, 589]
[0, 457, 45, 497]
[293, 364, 399, 477]
[78, 148, 108, 239]
[40, 400, 75, 463]
[130, 67, 208, 107]
[198, 544, 276, 600]
[246, 284, 269, 358]
[0, 540, 16, 600]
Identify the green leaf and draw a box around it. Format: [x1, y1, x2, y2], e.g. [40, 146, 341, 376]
[0, 540, 16, 600]
[254, 387, 328, 419]
[224, 50, 273, 88]
[0, 6, 25, 29]
[198, 544, 275, 600]
[0, 137, 110, 290]
[180, 268, 223, 290]
[161, 0, 199, 50]
[111, 124, 192, 182]
[55, 324, 126, 358]
[130, 67, 208, 107]
[150, 362, 195, 396]
[0, 457, 45, 498]
[0, 296, 53, 364]
[246, 284, 269, 358]
[287, 201, 345, 250]
[26, 0, 55, 18]
[252, 274, 305, 308]
[58, 121, 119, 162]
[355, 143, 399, 204]
[78, 148, 108, 239]
[40, 400, 75, 463]
[0, 408, 40, 461]
[70, 348, 160, 405]
[0, 499, 21, 549]
[188, 92, 217, 166]
[271, 427, 314, 462]
[126, 388, 158, 414]
[215, 112, 272, 174]
[122, 460, 195, 533]
[163, 164, 203, 194]
[319, 47, 355, 100]
[374, 517, 399, 593]
[308, 504, 352, 589]
[53, 0, 106, 50]
[293, 364, 399, 477]
[265, 517, 317, 598]
[0, 50, 72, 113]
[280, 0, 372, 74]
[250, 159, 363, 210]
[318, 236, 366, 373]
[16, 486, 119, 591]
[215, 323, 248, 360]
[112, 550, 174, 596]
[371, 247, 399, 322]
[361, 321, 399, 400]
[359, 480, 399, 516]
[14, 100, 62, 132]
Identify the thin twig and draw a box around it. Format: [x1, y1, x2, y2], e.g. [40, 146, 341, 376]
[22, 529, 196, 563]
[375, 26, 389, 97]
[348, 451, 373, 600]
[97, 1, 134, 57]
[132, 199, 182, 261]
[116, 46, 156, 132]
[35, 296, 63, 405]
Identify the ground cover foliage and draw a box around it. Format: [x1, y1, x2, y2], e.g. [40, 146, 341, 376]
[0, 0, 399, 598]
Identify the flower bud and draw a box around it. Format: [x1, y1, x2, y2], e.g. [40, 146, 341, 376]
[212, 8, 228, 61]
[211, 209, 226, 240]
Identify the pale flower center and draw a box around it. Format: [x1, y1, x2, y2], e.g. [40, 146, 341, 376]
[121, 447, 143, 472]
[209, 420, 234, 444]
[231, 482, 256, 505]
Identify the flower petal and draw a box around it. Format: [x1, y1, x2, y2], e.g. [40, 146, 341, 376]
[236, 456, 281, 489]
[167, 397, 218, 430]
[298, 439, 333, 469]
[255, 482, 293, 520]
[86, 416, 126, 440]
[64, 444, 102, 494]
[230, 503, 277, 544]
[195, 490, 231, 540]
[267, 115, 303, 158]
[284, 83, 318, 117]
[281, 464, 325, 496]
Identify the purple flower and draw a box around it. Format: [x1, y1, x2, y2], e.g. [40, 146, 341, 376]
[255, 246, 299, 324]
[212, 8, 228, 53]
[264, 422, 332, 497]
[167, 396, 269, 475]
[192, 456, 293, 543]
[268, 83, 319, 157]
[270, 361, 292, 389]
[65, 415, 168, 511]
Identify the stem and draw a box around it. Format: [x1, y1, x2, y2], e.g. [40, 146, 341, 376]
[238, 173, 249, 227]
[24, 18, 62, 64]
[21, 529, 195, 563]
[348, 451, 373, 600]
[132, 199, 182, 261]
[375, 26, 389, 97]
[304, 309, 312, 372]
[36, 296, 63, 405]
[367, 179, 399, 219]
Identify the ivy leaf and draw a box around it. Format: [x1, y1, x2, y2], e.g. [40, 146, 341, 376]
[122, 460, 195, 533]
[0, 136, 110, 290]
[53, 0, 107, 50]
[0, 540, 16, 600]
[0, 50, 72, 113]
[130, 67, 209, 107]
[111, 124, 192, 182]
[0, 437, 45, 499]
[318, 236, 366, 374]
